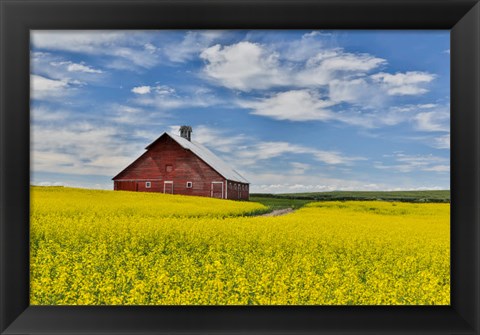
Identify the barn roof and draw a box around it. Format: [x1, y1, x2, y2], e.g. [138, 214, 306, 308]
[159, 132, 249, 184]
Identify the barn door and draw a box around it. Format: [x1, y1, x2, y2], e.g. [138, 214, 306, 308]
[117, 181, 136, 191]
[211, 182, 224, 199]
[164, 181, 173, 194]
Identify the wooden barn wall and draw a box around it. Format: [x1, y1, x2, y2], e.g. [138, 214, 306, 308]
[114, 136, 247, 199]
[227, 181, 249, 200]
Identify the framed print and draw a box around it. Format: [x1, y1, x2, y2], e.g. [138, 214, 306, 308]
[1, 0, 479, 334]
[28, 28, 452, 307]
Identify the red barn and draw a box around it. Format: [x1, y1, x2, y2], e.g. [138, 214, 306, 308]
[112, 126, 250, 200]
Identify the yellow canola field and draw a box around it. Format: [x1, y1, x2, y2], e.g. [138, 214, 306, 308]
[30, 187, 450, 305]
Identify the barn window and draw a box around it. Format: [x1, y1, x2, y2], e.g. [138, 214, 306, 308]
[145, 181, 151, 188]
[234, 184, 237, 190]
[165, 164, 173, 172]
[186, 181, 193, 188]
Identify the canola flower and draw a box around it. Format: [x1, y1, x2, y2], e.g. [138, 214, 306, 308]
[30, 187, 450, 305]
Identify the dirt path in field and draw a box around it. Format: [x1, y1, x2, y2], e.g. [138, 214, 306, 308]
[258, 208, 294, 217]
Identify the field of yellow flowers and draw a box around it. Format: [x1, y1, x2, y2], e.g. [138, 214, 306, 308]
[30, 187, 450, 305]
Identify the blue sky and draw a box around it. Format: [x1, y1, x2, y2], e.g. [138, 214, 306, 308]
[30, 30, 450, 193]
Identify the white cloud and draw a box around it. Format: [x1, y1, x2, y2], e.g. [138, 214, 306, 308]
[164, 31, 225, 63]
[32, 31, 125, 53]
[414, 109, 449, 132]
[328, 78, 385, 108]
[50, 61, 103, 74]
[247, 172, 389, 193]
[133, 84, 219, 110]
[30, 74, 73, 101]
[107, 104, 159, 125]
[187, 125, 248, 153]
[235, 141, 363, 166]
[239, 89, 438, 128]
[276, 31, 329, 62]
[239, 90, 335, 121]
[296, 50, 386, 87]
[31, 74, 68, 91]
[66, 62, 102, 73]
[144, 43, 157, 53]
[423, 165, 450, 172]
[371, 71, 435, 96]
[418, 103, 437, 109]
[31, 31, 160, 70]
[32, 53, 105, 93]
[319, 52, 385, 72]
[409, 104, 450, 150]
[31, 114, 147, 176]
[155, 85, 175, 94]
[200, 41, 387, 93]
[432, 134, 450, 149]
[312, 150, 359, 165]
[362, 103, 441, 128]
[30, 105, 156, 176]
[374, 153, 449, 173]
[199, 40, 437, 129]
[115, 105, 144, 114]
[131, 86, 151, 94]
[167, 124, 248, 155]
[31, 106, 68, 122]
[200, 42, 287, 91]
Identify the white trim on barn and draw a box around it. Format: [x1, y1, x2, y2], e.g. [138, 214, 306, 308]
[211, 181, 224, 199]
[225, 179, 228, 199]
[163, 181, 173, 194]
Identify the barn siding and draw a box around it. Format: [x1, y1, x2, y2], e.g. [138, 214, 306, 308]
[225, 181, 249, 200]
[114, 136, 244, 198]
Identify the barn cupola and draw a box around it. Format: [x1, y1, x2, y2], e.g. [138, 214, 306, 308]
[179, 125, 192, 141]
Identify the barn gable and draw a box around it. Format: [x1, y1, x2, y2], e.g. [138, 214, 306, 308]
[112, 133, 171, 181]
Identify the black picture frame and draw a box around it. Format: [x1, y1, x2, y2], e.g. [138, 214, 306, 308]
[1, 0, 479, 334]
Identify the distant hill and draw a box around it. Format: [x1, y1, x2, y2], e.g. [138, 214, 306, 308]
[250, 190, 450, 203]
